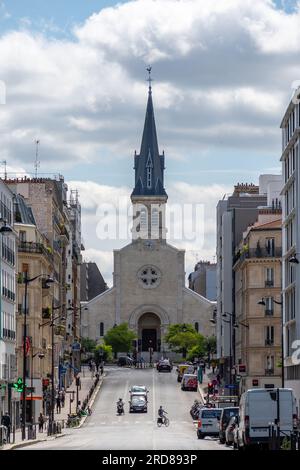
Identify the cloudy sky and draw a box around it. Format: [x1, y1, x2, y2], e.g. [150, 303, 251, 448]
[0, 0, 299, 286]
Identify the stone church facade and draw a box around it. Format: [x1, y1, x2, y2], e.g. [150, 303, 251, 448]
[85, 80, 215, 359]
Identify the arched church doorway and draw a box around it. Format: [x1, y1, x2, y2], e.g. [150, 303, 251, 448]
[138, 312, 161, 352]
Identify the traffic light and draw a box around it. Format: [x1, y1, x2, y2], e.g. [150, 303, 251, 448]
[13, 377, 24, 392]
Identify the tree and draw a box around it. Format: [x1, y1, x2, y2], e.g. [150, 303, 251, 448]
[104, 323, 136, 358]
[204, 336, 217, 363]
[81, 338, 97, 354]
[95, 343, 113, 362]
[164, 324, 204, 358]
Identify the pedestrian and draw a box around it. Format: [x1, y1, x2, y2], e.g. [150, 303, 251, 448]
[56, 395, 61, 414]
[140, 356, 145, 368]
[60, 390, 65, 408]
[1, 412, 11, 443]
[100, 365, 104, 375]
[38, 412, 45, 432]
[216, 374, 221, 387]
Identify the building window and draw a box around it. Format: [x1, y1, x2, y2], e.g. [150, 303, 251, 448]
[265, 268, 274, 287]
[100, 322, 104, 337]
[138, 265, 161, 289]
[265, 297, 274, 316]
[140, 208, 147, 232]
[265, 326, 274, 346]
[266, 238, 275, 256]
[194, 322, 199, 332]
[266, 355, 274, 375]
[146, 167, 152, 189]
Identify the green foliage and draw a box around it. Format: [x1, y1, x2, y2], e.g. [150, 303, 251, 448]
[104, 323, 136, 355]
[204, 336, 217, 356]
[95, 343, 113, 362]
[81, 337, 97, 353]
[281, 437, 291, 450]
[164, 324, 204, 358]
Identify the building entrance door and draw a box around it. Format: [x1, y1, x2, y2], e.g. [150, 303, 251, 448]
[142, 329, 157, 351]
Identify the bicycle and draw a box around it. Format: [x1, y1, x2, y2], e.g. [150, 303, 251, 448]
[157, 415, 170, 427]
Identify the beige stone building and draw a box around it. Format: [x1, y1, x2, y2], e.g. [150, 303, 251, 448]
[14, 194, 53, 423]
[86, 85, 214, 360]
[233, 205, 282, 393]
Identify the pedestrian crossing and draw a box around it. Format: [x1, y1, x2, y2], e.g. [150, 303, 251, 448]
[86, 420, 199, 426]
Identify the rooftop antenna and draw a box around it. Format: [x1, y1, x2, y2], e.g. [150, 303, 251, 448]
[1, 160, 7, 180]
[34, 139, 40, 178]
[146, 65, 153, 92]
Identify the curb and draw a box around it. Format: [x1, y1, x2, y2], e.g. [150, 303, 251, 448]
[74, 373, 105, 429]
[4, 432, 66, 451]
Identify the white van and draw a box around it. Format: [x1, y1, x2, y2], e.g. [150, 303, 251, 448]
[237, 388, 298, 449]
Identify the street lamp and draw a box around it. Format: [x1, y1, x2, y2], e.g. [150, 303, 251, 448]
[30, 351, 45, 425]
[258, 296, 284, 387]
[39, 306, 65, 433]
[21, 273, 54, 441]
[222, 313, 234, 395]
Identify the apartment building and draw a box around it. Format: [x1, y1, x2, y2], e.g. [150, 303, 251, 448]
[233, 205, 282, 393]
[0, 181, 17, 425]
[281, 86, 300, 408]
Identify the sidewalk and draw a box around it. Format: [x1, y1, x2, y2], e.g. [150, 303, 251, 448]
[1, 365, 103, 451]
[197, 367, 225, 403]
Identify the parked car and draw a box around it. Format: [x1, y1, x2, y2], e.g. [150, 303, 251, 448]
[129, 394, 148, 413]
[157, 359, 173, 372]
[237, 388, 298, 450]
[218, 407, 239, 444]
[197, 408, 223, 439]
[117, 356, 133, 367]
[225, 415, 239, 446]
[176, 364, 193, 382]
[181, 373, 198, 391]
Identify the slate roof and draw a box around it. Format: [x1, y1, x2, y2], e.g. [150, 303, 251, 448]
[131, 88, 167, 198]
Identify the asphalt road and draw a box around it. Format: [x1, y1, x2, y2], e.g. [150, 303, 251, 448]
[23, 366, 229, 450]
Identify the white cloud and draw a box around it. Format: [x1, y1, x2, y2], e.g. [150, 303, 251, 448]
[0, 0, 299, 173]
[68, 179, 230, 286]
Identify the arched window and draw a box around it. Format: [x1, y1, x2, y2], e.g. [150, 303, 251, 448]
[194, 322, 199, 333]
[140, 207, 147, 233]
[100, 322, 104, 337]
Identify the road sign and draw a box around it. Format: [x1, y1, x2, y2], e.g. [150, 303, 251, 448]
[236, 375, 241, 383]
[225, 384, 235, 389]
[72, 342, 81, 351]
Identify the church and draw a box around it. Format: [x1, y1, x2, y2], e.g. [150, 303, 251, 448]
[85, 76, 215, 360]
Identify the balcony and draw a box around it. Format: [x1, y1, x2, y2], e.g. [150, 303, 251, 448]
[233, 247, 282, 266]
[265, 280, 274, 287]
[18, 241, 53, 261]
[265, 309, 274, 316]
[265, 369, 274, 376]
[265, 339, 274, 346]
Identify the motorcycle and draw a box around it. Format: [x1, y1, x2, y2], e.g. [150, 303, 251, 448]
[117, 403, 125, 415]
[157, 415, 170, 427]
[190, 400, 202, 420]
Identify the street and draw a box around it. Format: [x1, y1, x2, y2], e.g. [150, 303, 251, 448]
[22, 367, 229, 450]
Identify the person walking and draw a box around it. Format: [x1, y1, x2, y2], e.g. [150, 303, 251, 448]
[60, 389, 65, 408]
[56, 395, 61, 414]
[38, 413, 45, 432]
[1, 412, 11, 443]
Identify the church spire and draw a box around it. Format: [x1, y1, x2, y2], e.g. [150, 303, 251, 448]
[131, 68, 167, 198]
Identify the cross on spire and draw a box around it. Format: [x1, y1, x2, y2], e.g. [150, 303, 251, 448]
[146, 66, 153, 92]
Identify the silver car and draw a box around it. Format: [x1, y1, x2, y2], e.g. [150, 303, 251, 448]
[197, 408, 223, 439]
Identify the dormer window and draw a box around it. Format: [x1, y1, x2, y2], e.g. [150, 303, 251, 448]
[147, 167, 152, 188]
[146, 149, 153, 189]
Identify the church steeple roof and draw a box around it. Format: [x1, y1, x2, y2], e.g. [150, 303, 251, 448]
[131, 70, 167, 198]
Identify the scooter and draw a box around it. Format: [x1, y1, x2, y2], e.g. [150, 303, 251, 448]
[117, 403, 125, 415]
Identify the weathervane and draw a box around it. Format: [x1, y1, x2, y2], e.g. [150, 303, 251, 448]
[146, 65, 153, 91]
